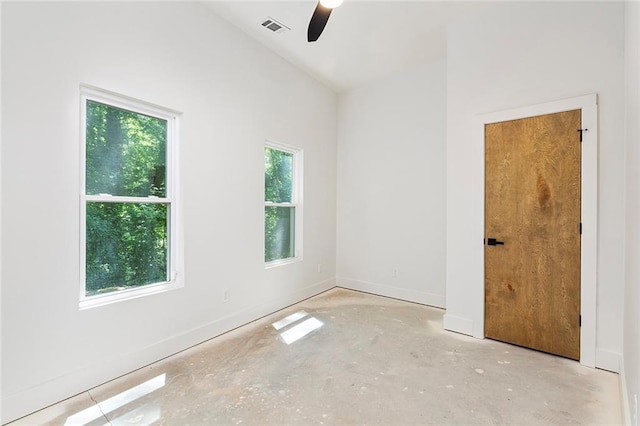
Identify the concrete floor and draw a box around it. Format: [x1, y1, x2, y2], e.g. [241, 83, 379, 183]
[10, 288, 621, 425]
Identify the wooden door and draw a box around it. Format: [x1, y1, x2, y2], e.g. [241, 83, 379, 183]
[484, 110, 581, 360]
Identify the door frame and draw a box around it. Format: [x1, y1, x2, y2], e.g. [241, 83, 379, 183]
[473, 94, 598, 367]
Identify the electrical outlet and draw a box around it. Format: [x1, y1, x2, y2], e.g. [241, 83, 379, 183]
[223, 289, 230, 302]
[318, 263, 323, 273]
[392, 268, 398, 278]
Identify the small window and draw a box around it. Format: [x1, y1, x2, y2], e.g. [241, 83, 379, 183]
[264, 141, 303, 266]
[80, 87, 180, 308]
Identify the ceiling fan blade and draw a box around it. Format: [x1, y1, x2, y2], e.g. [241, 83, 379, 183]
[307, 2, 333, 42]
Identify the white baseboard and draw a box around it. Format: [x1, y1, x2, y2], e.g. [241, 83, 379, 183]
[442, 313, 474, 336]
[1, 278, 336, 424]
[620, 358, 632, 425]
[336, 277, 445, 308]
[596, 348, 622, 373]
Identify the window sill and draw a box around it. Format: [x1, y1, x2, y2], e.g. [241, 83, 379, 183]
[79, 279, 182, 310]
[265, 257, 302, 269]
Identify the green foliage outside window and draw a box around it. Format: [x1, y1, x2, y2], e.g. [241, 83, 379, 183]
[264, 206, 295, 262]
[85, 100, 169, 296]
[265, 147, 295, 262]
[86, 101, 166, 197]
[86, 203, 167, 294]
[264, 147, 292, 203]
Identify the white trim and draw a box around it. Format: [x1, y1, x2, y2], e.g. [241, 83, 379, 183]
[79, 86, 183, 309]
[442, 313, 475, 337]
[472, 94, 598, 367]
[337, 277, 445, 308]
[84, 195, 171, 204]
[2, 278, 336, 424]
[80, 84, 181, 119]
[595, 348, 622, 373]
[264, 140, 303, 265]
[264, 256, 302, 269]
[79, 280, 179, 310]
[620, 359, 632, 426]
[264, 139, 300, 155]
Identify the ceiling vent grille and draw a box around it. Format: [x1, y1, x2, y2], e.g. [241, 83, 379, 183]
[259, 17, 290, 34]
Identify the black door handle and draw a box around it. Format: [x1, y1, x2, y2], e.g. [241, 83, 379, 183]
[487, 238, 504, 246]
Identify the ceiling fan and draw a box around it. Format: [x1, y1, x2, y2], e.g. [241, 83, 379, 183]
[307, 0, 344, 42]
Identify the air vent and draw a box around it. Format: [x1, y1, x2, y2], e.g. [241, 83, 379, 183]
[259, 17, 290, 34]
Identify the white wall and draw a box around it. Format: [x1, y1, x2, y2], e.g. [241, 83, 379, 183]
[623, 1, 640, 423]
[445, 2, 625, 371]
[2, 0, 633, 422]
[335, 60, 447, 307]
[1, 2, 337, 422]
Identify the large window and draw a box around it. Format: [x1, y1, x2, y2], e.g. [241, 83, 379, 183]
[264, 141, 302, 265]
[80, 87, 180, 308]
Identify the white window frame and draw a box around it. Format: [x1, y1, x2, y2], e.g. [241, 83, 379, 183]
[79, 85, 182, 309]
[264, 140, 303, 268]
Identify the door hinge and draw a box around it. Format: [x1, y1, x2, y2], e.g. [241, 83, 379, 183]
[580, 222, 582, 234]
[579, 315, 582, 327]
[577, 128, 589, 142]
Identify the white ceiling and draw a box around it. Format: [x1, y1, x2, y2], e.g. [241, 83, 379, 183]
[203, 1, 485, 92]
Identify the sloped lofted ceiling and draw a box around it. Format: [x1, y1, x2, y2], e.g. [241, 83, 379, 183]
[203, 1, 486, 92]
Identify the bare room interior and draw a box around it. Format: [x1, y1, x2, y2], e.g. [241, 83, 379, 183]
[1, 1, 639, 425]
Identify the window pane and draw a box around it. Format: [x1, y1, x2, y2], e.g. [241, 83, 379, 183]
[86, 100, 167, 197]
[86, 202, 168, 296]
[265, 206, 295, 262]
[265, 147, 293, 203]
